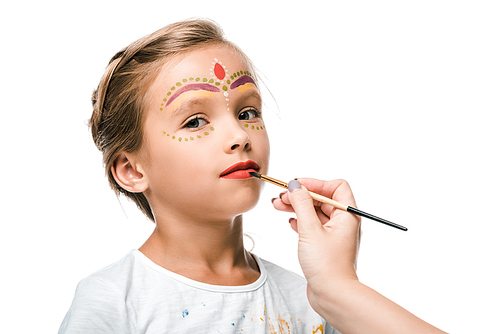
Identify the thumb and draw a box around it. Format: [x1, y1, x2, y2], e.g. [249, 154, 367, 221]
[287, 180, 323, 236]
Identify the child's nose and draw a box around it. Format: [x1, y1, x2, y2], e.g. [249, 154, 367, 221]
[224, 120, 251, 153]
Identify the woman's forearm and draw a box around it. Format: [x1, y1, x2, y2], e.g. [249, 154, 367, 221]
[308, 278, 447, 334]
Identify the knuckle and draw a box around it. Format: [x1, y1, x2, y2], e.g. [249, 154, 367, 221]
[336, 178, 348, 186]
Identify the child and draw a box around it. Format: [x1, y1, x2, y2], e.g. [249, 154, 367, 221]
[58, 19, 338, 333]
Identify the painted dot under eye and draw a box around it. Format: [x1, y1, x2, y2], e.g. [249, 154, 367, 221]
[244, 124, 249, 128]
[210, 127, 214, 131]
[179, 137, 182, 142]
[204, 132, 209, 136]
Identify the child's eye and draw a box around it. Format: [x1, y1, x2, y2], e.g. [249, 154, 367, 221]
[238, 109, 260, 121]
[184, 117, 208, 129]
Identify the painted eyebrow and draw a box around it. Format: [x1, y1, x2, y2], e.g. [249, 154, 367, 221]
[230, 75, 257, 90]
[166, 83, 220, 107]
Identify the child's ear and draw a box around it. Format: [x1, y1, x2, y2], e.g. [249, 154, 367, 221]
[111, 153, 149, 193]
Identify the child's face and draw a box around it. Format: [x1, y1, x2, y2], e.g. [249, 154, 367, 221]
[139, 45, 270, 221]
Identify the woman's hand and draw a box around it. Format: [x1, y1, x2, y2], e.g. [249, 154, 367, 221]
[272, 178, 361, 301]
[273, 178, 447, 334]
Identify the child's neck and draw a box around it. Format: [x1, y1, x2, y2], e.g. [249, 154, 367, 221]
[138, 214, 260, 286]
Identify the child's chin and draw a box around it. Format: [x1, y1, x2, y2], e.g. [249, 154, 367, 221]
[223, 195, 261, 217]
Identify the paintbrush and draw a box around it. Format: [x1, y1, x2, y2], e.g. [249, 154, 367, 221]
[250, 172, 407, 231]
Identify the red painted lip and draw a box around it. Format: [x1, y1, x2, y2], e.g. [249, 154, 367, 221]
[220, 160, 260, 179]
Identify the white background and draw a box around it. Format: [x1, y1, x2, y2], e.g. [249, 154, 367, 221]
[2, 1, 499, 333]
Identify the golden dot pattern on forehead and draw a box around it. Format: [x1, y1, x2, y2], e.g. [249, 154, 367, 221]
[159, 58, 253, 112]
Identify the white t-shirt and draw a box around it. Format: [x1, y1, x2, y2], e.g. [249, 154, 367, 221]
[59, 250, 339, 333]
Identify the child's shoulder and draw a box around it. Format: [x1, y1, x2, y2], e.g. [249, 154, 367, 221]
[76, 250, 140, 295]
[87, 250, 137, 279]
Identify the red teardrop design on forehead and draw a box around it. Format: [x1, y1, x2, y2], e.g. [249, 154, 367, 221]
[214, 62, 225, 80]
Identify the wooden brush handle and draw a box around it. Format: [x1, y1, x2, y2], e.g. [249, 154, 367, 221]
[308, 191, 349, 211]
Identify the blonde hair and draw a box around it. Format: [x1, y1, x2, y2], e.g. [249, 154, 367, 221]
[90, 19, 253, 221]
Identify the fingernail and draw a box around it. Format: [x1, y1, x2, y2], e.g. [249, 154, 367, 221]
[271, 198, 277, 204]
[279, 191, 286, 199]
[288, 179, 301, 192]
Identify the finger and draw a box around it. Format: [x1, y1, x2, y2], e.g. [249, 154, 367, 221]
[272, 197, 295, 213]
[289, 218, 298, 233]
[281, 190, 326, 208]
[296, 178, 358, 208]
[287, 180, 324, 236]
[280, 181, 350, 219]
[315, 205, 331, 225]
[290, 209, 329, 229]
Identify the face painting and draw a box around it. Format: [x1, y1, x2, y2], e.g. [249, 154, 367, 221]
[159, 58, 264, 143]
[139, 45, 270, 222]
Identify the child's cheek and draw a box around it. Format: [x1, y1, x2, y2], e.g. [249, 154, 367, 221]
[245, 122, 269, 151]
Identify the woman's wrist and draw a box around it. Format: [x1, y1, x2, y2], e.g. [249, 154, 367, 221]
[307, 276, 362, 326]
